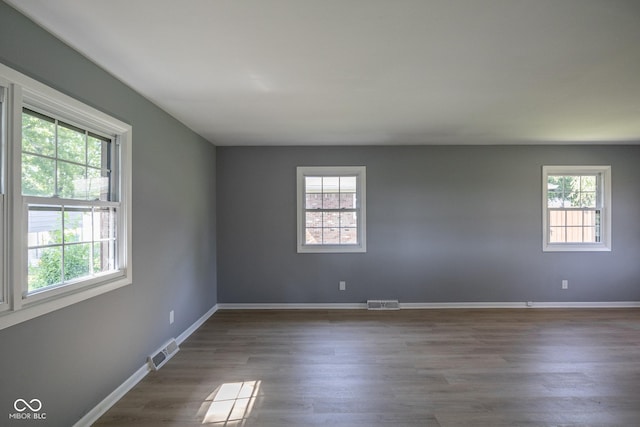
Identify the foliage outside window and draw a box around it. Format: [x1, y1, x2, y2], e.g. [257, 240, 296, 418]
[297, 166, 366, 253]
[543, 166, 611, 252]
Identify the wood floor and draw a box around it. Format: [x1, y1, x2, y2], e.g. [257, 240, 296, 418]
[94, 309, 640, 426]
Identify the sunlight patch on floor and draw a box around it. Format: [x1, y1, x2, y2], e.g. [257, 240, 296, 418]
[198, 380, 261, 425]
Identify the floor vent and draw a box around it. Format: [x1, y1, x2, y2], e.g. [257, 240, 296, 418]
[367, 299, 400, 310]
[147, 338, 179, 371]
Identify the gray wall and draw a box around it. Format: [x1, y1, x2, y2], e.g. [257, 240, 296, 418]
[218, 145, 640, 303]
[0, 3, 217, 426]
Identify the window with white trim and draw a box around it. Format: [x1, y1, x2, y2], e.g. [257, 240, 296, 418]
[0, 62, 132, 330]
[297, 166, 366, 253]
[542, 165, 611, 252]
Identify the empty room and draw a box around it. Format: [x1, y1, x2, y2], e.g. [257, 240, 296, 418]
[1, 1, 640, 426]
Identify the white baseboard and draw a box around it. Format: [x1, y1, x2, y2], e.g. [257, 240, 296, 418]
[217, 303, 366, 309]
[218, 301, 640, 310]
[401, 302, 525, 309]
[177, 304, 219, 344]
[72, 364, 149, 427]
[73, 304, 219, 427]
[520, 301, 640, 309]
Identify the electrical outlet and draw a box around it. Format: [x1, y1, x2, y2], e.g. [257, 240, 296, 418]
[339, 281, 346, 291]
[562, 280, 568, 290]
[169, 310, 174, 324]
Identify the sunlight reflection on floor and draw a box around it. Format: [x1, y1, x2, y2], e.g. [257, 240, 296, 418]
[198, 380, 261, 425]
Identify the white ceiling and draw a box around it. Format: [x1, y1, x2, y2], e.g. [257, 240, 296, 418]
[7, 0, 640, 146]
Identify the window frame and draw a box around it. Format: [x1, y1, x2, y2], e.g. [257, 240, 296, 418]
[0, 61, 132, 330]
[0, 82, 7, 309]
[296, 166, 367, 254]
[542, 165, 611, 252]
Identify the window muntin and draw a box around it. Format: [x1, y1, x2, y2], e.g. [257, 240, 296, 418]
[543, 166, 611, 252]
[297, 166, 366, 253]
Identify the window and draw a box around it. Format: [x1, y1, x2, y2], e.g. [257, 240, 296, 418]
[0, 62, 132, 330]
[542, 165, 611, 252]
[297, 166, 366, 253]
[23, 109, 118, 295]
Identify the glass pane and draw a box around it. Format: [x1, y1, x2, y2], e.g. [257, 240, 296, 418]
[583, 211, 596, 226]
[566, 227, 584, 243]
[22, 110, 55, 156]
[548, 210, 565, 227]
[305, 176, 322, 193]
[304, 176, 322, 193]
[323, 212, 340, 228]
[583, 227, 597, 243]
[58, 122, 86, 163]
[88, 135, 108, 168]
[87, 167, 110, 201]
[548, 175, 565, 190]
[581, 175, 596, 192]
[565, 211, 583, 227]
[94, 207, 116, 241]
[322, 176, 339, 193]
[322, 228, 340, 244]
[28, 246, 62, 292]
[323, 193, 339, 209]
[340, 212, 357, 227]
[580, 192, 596, 208]
[547, 191, 560, 207]
[28, 206, 62, 246]
[64, 208, 92, 243]
[340, 228, 358, 244]
[64, 243, 91, 282]
[549, 227, 565, 243]
[340, 192, 356, 209]
[58, 161, 87, 199]
[549, 175, 581, 207]
[305, 193, 322, 209]
[305, 228, 322, 245]
[305, 212, 322, 228]
[22, 153, 55, 197]
[565, 183, 581, 207]
[93, 241, 115, 273]
[340, 176, 356, 193]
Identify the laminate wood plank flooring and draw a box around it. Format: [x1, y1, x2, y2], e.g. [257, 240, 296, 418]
[94, 309, 640, 426]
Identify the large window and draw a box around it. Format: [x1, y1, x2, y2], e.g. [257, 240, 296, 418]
[23, 108, 118, 295]
[542, 165, 611, 252]
[297, 166, 366, 253]
[0, 62, 132, 330]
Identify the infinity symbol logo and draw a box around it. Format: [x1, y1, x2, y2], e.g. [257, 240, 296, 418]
[14, 398, 42, 412]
